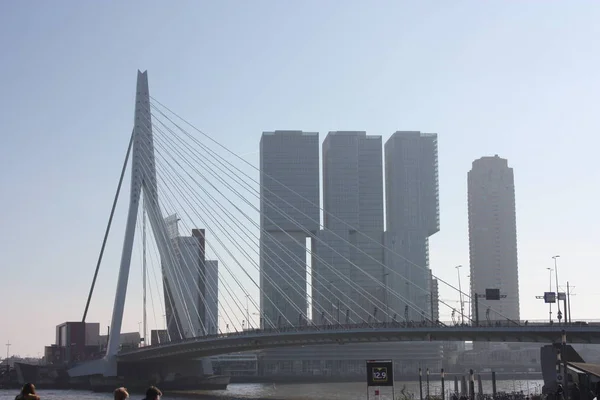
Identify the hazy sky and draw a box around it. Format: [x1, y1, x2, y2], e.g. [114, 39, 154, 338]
[1, 1, 599, 357]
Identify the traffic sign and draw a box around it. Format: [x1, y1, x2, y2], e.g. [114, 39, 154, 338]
[544, 292, 556, 303]
[366, 360, 394, 387]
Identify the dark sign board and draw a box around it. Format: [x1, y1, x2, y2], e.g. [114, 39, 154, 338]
[544, 292, 556, 304]
[485, 289, 500, 300]
[366, 360, 394, 387]
[557, 292, 566, 301]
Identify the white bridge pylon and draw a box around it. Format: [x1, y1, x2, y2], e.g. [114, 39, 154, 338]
[70, 71, 200, 377]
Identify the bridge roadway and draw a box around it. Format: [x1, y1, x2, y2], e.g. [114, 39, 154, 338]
[118, 321, 600, 362]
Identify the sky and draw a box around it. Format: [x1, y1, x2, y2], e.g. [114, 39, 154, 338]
[1, 1, 599, 357]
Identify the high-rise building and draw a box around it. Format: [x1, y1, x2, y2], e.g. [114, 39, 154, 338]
[259, 131, 319, 328]
[205, 260, 219, 334]
[162, 217, 219, 339]
[262, 130, 442, 377]
[322, 131, 384, 234]
[384, 131, 439, 321]
[163, 216, 207, 340]
[468, 155, 519, 322]
[312, 132, 385, 324]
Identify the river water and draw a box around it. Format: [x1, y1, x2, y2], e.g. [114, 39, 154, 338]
[0, 380, 544, 400]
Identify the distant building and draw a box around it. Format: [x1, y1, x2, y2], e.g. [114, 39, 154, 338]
[259, 130, 319, 328]
[468, 155, 519, 322]
[45, 322, 136, 365]
[205, 259, 219, 334]
[163, 217, 218, 339]
[383, 131, 442, 372]
[258, 129, 443, 378]
[384, 131, 439, 320]
[313, 131, 384, 324]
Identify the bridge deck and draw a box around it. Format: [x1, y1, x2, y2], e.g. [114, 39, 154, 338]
[117, 322, 600, 362]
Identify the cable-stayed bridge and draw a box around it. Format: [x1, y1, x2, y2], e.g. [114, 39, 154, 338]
[69, 71, 600, 379]
[117, 322, 600, 363]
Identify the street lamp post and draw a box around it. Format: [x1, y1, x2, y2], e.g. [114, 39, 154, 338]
[547, 268, 553, 323]
[553, 255, 562, 323]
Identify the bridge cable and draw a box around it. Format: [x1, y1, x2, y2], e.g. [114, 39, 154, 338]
[149, 98, 514, 324]
[147, 113, 390, 326]
[138, 117, 272, 333]
[82, 130, 134, 323]
[149, 110, 441, 322]
[149, 103, 444, 319]
[136, 142, 216, 337]
[136, 130, 267, 333]
[150, 117, 396, 325]
[153, 132, 349, 327]
[148, 113, 425, 326]
[148, 129, 311, 329]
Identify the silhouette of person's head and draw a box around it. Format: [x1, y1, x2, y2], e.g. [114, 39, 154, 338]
[114, 387, 129, 400]
[145, 386, 162, 400]
[21, 383, 36, 395]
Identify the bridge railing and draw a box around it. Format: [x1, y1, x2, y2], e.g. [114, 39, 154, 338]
[120, 319, 600, 354]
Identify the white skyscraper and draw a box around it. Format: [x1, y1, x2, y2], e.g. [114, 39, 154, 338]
[259, 131, 319, 328]
[322, 131, 384, 234]
[313, 131, 384, 324]
[384, 131, 439, 321]
[468, 155, 519, 322]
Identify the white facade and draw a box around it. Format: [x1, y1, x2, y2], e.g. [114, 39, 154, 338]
[468, 155, 520, 322]
[260, 131, 320, 232]
[311, 230, 386, 324]
[259, 131, 319, 328]
[322, 132, 384, 234]
[385, 131, 439, 235]
[205, 260, 219, 334]
[313, 131, 385, 324]
[384, 131, 439, 321]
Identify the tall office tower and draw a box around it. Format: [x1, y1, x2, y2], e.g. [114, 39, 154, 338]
[259, 131, 319, 328]
[468, 155, 519, 322]
[163, 216, 207, 340]
[205, 260, 219, 334]
[322, 131, 384, 234]
[384, 131, 439, 321]
[313, 132, 385, 324]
